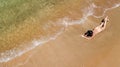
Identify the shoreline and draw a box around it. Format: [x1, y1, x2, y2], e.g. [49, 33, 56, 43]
[0, 1, 120, 67]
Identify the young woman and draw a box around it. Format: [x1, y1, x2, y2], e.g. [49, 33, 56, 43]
[82, 16, 109, 39]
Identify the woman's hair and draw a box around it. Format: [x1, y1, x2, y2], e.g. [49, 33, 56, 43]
[84, 30, 93, 37]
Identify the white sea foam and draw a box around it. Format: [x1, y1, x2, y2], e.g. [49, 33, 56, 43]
[61, 3, 95, 26]
[93, 3, 120, 18]
[0, 1, 97, 63]
[0, 4, 94, 62]
[0, 2, 120, 64]
[0, 26, 65, 63]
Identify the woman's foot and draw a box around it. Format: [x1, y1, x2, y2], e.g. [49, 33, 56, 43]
[104, 16, 109, 22]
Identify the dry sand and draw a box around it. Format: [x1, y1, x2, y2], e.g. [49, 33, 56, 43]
[0, 6, 120, 67]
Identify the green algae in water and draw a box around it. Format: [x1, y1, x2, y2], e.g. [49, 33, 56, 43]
[0, 0, 64, 52]
[0, 0, 61, 34]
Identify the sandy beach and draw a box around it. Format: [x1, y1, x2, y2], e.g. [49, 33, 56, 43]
[0, 0, 120, 67]
[0, 6, 120, 67]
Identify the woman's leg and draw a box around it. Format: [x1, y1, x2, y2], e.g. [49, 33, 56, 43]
[100, 16, 109, 28]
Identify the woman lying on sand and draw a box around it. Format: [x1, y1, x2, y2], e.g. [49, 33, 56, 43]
[82, 16, 109, 39]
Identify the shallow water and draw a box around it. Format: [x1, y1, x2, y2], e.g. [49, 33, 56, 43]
[0, 0, 120, 63]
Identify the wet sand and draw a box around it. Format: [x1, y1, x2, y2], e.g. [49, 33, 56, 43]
[0, 6, 120, 67]
[0, 0, 120, 67]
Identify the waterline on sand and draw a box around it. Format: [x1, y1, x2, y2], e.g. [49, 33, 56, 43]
[0, 2, 120, 63]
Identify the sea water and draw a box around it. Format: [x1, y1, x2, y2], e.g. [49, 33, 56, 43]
[0, 0, 120, 63]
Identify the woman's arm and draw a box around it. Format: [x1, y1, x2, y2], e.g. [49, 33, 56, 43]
[81, 35, 93, 39]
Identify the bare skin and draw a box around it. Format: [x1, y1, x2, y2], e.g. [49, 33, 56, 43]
[82, 16, 109, 39]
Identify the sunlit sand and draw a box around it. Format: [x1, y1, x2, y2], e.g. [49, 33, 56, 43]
[0, 0, 120, 67]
